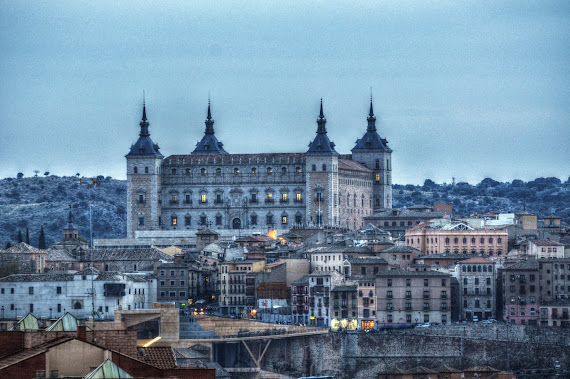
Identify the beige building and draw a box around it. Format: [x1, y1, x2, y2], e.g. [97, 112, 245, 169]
[406, 221, 508, 257]
[375, 270, 451, 325]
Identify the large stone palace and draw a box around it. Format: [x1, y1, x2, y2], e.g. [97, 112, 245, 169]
[126, 98, 392, 238]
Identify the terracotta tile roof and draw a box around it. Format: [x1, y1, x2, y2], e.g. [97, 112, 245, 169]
[346, 257, 388, 265]
[375, 269, 450, 277]
[0, 337, 72, 369]
[3, 243, 45, 255]
[503, 259, 539, 271]
[141, 346, 177, 369]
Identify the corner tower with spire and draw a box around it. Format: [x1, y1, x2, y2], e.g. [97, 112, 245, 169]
[192, 101, 228, 154]
[351, 95, 393, 209]
[306, 99, 340, 228]
[126, 100, 164, 238]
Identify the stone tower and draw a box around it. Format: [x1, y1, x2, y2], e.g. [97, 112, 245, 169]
[305, 100, 339, 228]
[351, 97, 392, 209]
[126, 102, 163, 238]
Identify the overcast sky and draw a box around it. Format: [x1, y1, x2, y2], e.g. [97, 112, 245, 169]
[1, 1, 568, 185]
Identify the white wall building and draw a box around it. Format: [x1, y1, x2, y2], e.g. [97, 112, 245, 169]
[0, 268, 156, 321]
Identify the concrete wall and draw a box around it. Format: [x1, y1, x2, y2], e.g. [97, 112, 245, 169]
[46, 339, 108, 377]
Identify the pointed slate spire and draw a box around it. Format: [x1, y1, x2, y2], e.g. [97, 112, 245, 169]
[205, 99, 215, 135]
[126, 96, 162, 157]
[307, 99, 337, 154]
[192, 98, 228, 154]
[139, 100, 150, 137]
[367, 94, 376, 132]
[317, 98, 327, 134]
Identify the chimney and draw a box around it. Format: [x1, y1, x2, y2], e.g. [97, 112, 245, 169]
[77, 325, 87, 340]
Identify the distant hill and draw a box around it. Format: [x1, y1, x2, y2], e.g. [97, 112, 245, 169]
[0, 175, 126, 249]
[393, 177, 570, 223]
[0, 175, 568, 248]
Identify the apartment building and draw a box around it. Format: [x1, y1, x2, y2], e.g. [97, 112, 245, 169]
[375, 270, 451, 325]
[458, 257, 496, 321]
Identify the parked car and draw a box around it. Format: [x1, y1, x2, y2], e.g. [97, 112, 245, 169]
[415, 323, 430, 328]
[472, 316, 479, 322]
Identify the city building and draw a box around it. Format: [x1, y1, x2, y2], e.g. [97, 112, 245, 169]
[524, 240, 565, 259]
[330, 285, 358, 327]
[375, 270, 452, 325]
[306, 245, 373, 273]
[376, 245, 421, 269]
[342, 257, 388, 278]
[126, 98, 392, 238]
[0, 268, 156, 321]
[405, 221, 508, 257]
[219, 259, 266, 317]
[308, 271, 344, 327]
[538, 258, 570, 302]
[365, 205, 449, 239]
[501, 259, 539, 325]
[356, 278, 377, 329]
[458, 257, 496, 321]
[291, 275, 310, 325]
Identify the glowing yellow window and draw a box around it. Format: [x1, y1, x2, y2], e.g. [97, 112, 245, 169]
[282, 216, 287, 224]
[172, 194, 177, 202]
[251, 167, 256, 175]
[171, 217, 177, 226]
[282, 193, 287, 201]
[267, 193, 273, 200]
[296, 193, 301, 202]
[375, 174, 380, 183]
[201, 194, 207, 203]
[234, 168, 239, 174]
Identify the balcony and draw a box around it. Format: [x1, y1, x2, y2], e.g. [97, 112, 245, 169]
[249, 199, 259, 204]
[265, 199, 274, 204]
[169, 200, 178, 205]
[214, 200, 224, 205]
[183, 200, 192, 205]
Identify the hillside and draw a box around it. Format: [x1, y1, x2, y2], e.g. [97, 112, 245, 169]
[0, 175, 568, 248]
[0, 175, 126, 249]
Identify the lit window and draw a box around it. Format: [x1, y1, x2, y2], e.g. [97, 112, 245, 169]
[201, 168, 206, 175]
[251, 167, 256, 175]
[296, 166, 301, 173]
[201, 194, 207, 203]
[296, 193, 302, 202]
[172, 194, 177, 203]
[282, 193, 287, 201]
[267, 193, 273, 200]
[216, 167, 221, 174]
[267, 167, 272, 174]
[282, 216, 287, 224]
[171, 217, 177, 226]
[234, 167, 239, 174]
[375, 173, 380, 183]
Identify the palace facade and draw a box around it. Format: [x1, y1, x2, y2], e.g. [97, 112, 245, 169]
[126, 98, 392, 237]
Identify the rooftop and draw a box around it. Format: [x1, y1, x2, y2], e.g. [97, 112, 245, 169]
[375, 269, 450, 277]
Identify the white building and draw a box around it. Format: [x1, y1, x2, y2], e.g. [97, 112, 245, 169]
[308, 271, 344, 327]
[526, 240, 565, 259]
[0, 268, 157, 321]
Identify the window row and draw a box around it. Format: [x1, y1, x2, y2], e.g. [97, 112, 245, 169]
[166, 166, 303, 176]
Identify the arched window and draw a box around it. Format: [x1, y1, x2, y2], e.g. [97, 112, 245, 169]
[462, 266, 466, 272]
[497, 250, 503, 256]
[483, 265, 487, 272]
[478, 265, 482, 272]
[282, 167, 287, 174]
[489, 238, 493, 244]
[463, 238, 467, 244]
[267, 167, 273, 174]
[471, 238, 475, 244]
[145, 167, 149, 173]
[133, 167, 138, 173]
[74, 301, 82, 310]
[186, 168, 191, 174]
[497, 237, 502, 244]
[311, 164, 316, 171]
[480, 238, 484, 244]
[201, 168, 206, 175]
[216, 167, 222, 174]
[234, 167, 239, 174]
[322, 164, 327, 171]
[467, 266, 471, 272]
[488, 265, 493, 272]
[454, 237, 459, 244]
[445, 238, 450, 245]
